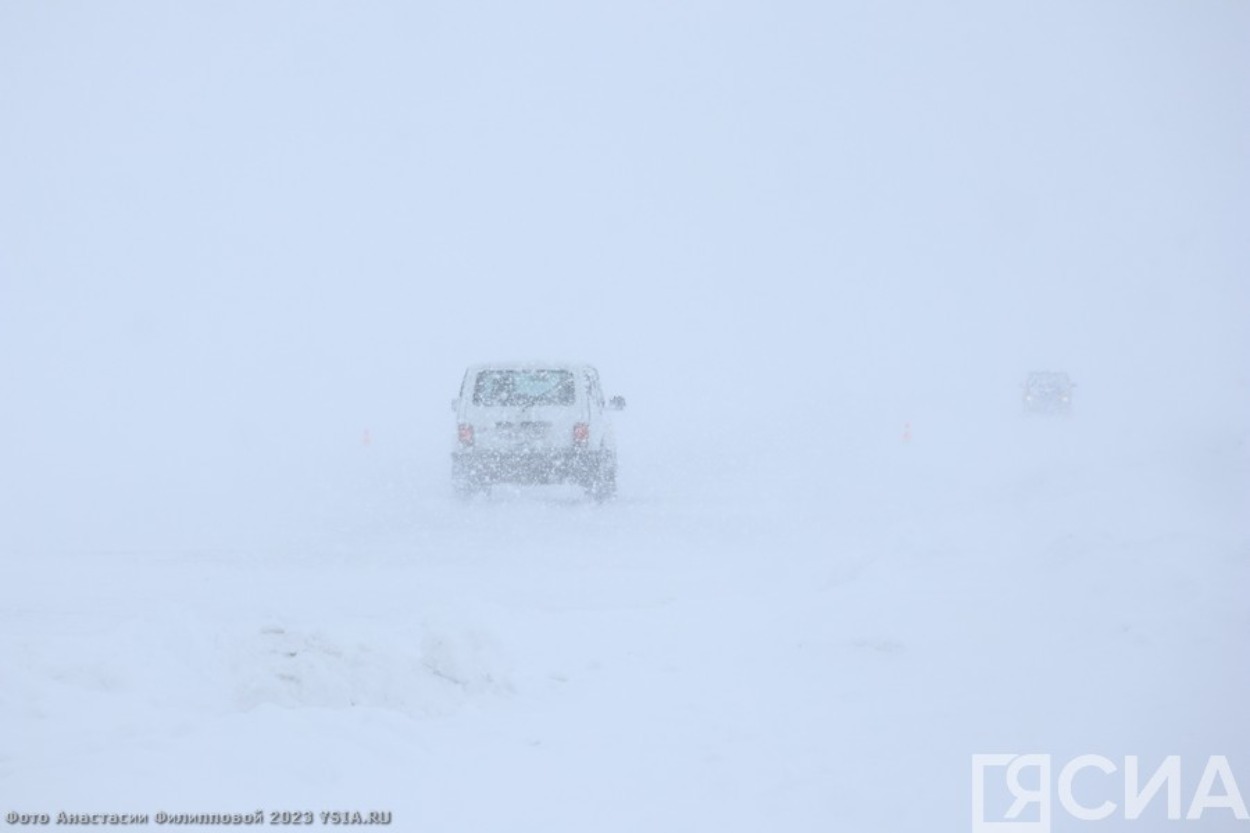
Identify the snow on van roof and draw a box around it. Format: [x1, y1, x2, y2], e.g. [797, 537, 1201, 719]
[466, 361, 593, 373]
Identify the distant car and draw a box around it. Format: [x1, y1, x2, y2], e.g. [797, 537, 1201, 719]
[451, 363, 626, 500]
[1022, 371, 1074, 414]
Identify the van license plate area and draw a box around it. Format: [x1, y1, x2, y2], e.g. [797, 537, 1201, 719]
[495, 421, 550, 442]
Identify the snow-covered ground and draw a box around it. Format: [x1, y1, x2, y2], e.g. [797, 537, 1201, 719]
[2, 402, 1246, 831]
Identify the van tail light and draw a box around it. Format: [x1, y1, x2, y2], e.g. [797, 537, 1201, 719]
[573, 423, 590, 446]
[457, 424, 475, 447]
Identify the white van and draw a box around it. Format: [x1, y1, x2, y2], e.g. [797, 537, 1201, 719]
[451, 363, 625, 499]
[1022, 371, 1075, 415]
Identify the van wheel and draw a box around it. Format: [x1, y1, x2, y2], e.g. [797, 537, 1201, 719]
[452, 462, 486, 499]
[587, 459, 617, 502]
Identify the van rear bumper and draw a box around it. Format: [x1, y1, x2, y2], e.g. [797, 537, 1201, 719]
[452, 449, 604, 486]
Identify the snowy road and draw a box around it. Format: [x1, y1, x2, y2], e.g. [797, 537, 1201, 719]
[3, 414, 1245, 831]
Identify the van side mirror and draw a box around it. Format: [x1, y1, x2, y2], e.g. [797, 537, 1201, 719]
[608, 395, 626, 411]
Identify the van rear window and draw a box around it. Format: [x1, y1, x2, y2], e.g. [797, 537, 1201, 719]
[473, 370, 576, 407]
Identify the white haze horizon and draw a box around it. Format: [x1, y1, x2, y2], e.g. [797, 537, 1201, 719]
[1, 2, 1247, 831]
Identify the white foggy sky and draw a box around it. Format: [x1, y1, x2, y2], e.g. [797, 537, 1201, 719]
[1, 0, 1247, 547]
